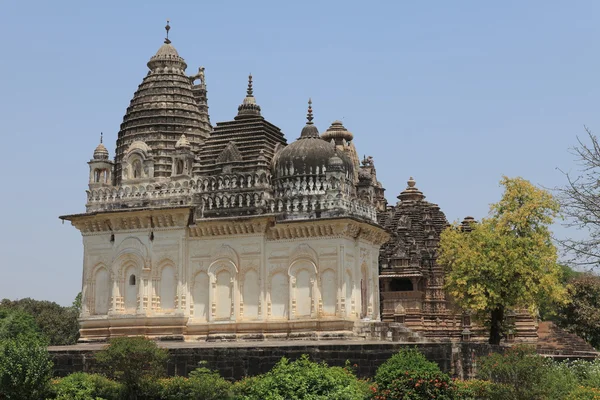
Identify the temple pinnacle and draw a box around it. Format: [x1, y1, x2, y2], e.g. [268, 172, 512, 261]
[247, 74, 253, 97]
[100, 132, 103, 144]
[164, 19, 171, 44]
[306, 98, 314, 124]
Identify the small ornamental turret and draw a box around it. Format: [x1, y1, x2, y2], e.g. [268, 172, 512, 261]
[93, 133, 109, 160]
[460, 216, 477, 232]
[236, 74, 262, 118]
[397, 177, 425, 202]
[89, 133, 114, 188]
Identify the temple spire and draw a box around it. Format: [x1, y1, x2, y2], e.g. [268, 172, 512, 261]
[236, 73, 261, 118]
[247, 74, 253, 97]
[306, 98, 314, 125]
[164, 19, 171, 44]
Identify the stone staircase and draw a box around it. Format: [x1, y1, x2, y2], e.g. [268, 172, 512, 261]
[536, 321, 598, 356]
[354, 321, 427, 343]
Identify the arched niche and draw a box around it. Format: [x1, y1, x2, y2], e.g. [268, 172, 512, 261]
[289, 260, 317, 319]
[160, 264, 176, 311]
[93, 266, 110, 315]
[242, 269, 259, 320]
[344, 270, 353, 317]
[269, 271, 288, 319]
[124, 263, 138, 312]
[208, 259, 237, 321]
[321, 269, 336, 316]
[192, 271, 209, 321]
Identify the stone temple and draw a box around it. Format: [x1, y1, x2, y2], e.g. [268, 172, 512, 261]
[61, 24, 536, 343]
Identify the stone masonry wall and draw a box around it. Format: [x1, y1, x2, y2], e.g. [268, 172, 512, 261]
[50, 342, 496, 381]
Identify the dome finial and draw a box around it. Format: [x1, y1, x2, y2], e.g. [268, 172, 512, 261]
[247, 73, 253, 97]
[164, 19, 171, 44]
[307, 98, 314, 125]
[100, 132, 103, 144]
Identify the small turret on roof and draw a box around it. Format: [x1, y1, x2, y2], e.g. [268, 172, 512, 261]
[93, 133, 109, 160]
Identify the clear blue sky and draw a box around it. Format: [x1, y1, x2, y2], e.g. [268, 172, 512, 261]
[1, 1, 598, 306]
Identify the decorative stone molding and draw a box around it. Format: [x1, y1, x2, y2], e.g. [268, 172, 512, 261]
[63, 207, 192, 234]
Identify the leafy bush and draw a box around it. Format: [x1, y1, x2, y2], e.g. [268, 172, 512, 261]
[452, 378, 515, 400]
[370, 348, 453, 399]
[233, 355, 370, 400]
[476, 345, 553, 400]
[0, 335, 53, 400]
[94, 336, 168, 399]
[570, 359, 600, 389]
[49, 372, 125, 400]
[566, 385, 600, 400]
[157, 364, 233, 400]
[371, 369, 453, 400]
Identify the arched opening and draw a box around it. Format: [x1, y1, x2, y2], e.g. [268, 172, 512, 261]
[193, 272, 209, 321]
[242, 270, 259, 320]
[93, 169, 101, 183]
[344, 271, 353, 317]
[215, 270, 232, 319]
[124, 267, 137, 312]
[295, 269, 311, 317]
[176, 159, 184, 175]
[270, 272, 288, 319]
[390, 278, 413, 292]
[132, 159, 142, 179]
[94, 268, 110, 315]
[160, 265, 176, 311]
[321, 270, 336, 316]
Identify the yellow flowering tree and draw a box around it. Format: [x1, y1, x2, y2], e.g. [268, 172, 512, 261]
[438, 176, 567, 345]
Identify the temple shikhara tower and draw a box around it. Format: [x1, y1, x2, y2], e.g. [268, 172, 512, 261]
[61, 23, 537, 343]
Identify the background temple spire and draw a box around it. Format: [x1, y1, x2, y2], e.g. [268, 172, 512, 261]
[247, 74, 253, 97]
[306, 98, 314, 124]
[164, 19, 171, 44]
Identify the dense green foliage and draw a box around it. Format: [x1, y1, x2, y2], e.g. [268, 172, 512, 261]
[371, 348, 453, 400]
[0, 334, 53, 400]
[556, 273, 600, 349]
[0, 307, 43, 341]
[48, 372, 125, 400]
[232, 354, 370, 400]
[95, 336, 169, 399]
[0, 295, 80, 345]
[439, 177, 567, 344]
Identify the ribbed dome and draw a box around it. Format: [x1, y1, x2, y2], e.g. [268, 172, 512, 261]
[93, 142, 109, 160]
[274, 100, 353, 178]
[114, 25, 211, 183]
[321, 120, 354, 142]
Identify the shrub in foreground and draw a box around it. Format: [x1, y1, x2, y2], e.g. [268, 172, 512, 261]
[370, 348, 453, 399]
[158, 364, 233, 400]
[94, 336, 168, 399]
[233, 354, 369, 400]
[476, 344, 552, 400]
[49, 372, 125, 400]
[0, 335, 53, 400]
[566, 385, 600, 400]
[452, 378, 515, 400]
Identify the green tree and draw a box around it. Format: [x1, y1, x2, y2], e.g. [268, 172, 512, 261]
[556, 273, 600, 349]
[0, 308, 43, 341]
[0, 333, 53, 399]
[233, 354, 370, 400]
[94, 336, 168, 400]
[0, 295, 80, 345]
[438, 176, 567, 344]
